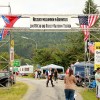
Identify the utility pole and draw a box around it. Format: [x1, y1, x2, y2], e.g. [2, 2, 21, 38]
[0, 3, 13, 72]
[0, 3, 14, 87]
[8, 3, 13, 70]
[8, 3, 15, 74]
[8, 2, 11, 15]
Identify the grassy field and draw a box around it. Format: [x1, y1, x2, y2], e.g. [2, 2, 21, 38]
[0, 82, 28, 100]
[81, 88, 97, 100]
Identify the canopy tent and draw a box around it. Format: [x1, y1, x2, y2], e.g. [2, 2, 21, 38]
[41, 64, 64, 73]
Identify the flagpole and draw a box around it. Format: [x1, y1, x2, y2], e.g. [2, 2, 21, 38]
[84, 2, 91, 84]
[88, 2, 91, 84]
[0, 4, 12, 72]
[88, 3, 91, 63]
[8, 3, 14, 77]
[8, 3, 16, 83]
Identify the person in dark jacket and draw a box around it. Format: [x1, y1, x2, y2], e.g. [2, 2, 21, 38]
[37, 70, 41, 79]
[54, 68, 58, 83]
[46, 68, 55, 87]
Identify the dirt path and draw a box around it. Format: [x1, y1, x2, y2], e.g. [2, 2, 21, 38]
[17, 77, 83, 100]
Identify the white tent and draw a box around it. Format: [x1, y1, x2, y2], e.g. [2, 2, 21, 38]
[41, 64, 64, 73]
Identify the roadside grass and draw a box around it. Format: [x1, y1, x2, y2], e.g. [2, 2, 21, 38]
[81, 88, 97, 100]
[0, 82, 28, 100]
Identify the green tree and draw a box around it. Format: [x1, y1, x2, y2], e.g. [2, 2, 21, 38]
[83, 0, 100, 28]
[63, 32, 84, 67]
[83, 0, 99, 14]
[0, 52, 9, 70]
[33, 48, 63, 66]
[20, 58, 32, 65]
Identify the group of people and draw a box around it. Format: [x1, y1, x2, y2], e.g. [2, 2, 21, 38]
[34, 69, 41, 79]
[64, 67, 100, 100]
[34, 67, 100, 100]
[45, 67, 76, 100]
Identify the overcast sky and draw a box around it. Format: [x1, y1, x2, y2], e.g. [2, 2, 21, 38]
[0, 0, 100, 27]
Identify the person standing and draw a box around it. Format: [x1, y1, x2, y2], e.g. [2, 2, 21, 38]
[37, 69, 41, 79]
[64, 68, 76, 100]
[46, 68, 54, 87]
[54, 69, 58, 83]
[34, 70, 38, 79]
[95, 67, 100, 100]
[45, 69, 48, 79]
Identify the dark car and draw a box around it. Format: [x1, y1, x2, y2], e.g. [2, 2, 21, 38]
[58, 74, 65, 80]
[0, 71, 15, 87]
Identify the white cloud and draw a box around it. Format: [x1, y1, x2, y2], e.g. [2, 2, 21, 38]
[0, 0, 87, 14]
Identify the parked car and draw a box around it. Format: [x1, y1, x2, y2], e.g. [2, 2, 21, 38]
[0, 71, 15, 87]
[58, 74, 65, 80]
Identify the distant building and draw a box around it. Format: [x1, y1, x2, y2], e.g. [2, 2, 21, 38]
[19, 65, 34, 74]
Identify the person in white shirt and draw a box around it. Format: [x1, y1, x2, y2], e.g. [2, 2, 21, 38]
[95, 67, 100, 100]
[35, 70, 38, 79]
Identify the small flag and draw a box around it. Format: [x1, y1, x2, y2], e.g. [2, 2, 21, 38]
[88, 41, 95, 54]
[0, 15, 21, 40]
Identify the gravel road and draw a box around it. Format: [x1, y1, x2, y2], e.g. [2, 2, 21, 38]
[17, 77, 83, 100]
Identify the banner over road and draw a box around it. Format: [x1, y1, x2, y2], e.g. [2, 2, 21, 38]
[30, 15, 71, 29]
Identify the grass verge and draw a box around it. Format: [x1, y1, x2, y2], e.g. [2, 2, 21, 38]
[0, 82, 28, 100]
[81, 88, 97, 100]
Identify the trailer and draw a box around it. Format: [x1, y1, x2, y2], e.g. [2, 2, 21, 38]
[19, 65, 34, 75]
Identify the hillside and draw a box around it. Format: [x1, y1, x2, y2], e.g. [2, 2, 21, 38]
[0, 31, 85, 59]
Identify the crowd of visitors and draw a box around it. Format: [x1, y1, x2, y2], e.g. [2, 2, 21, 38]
[33, 66, 100, 100]
[34, 69, 41, 79]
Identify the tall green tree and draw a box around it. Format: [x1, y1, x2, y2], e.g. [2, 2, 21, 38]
[83, 0, 100, 28]
[83, 0, 99, 14]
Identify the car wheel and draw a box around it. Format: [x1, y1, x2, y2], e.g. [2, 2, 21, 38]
[5, 82, 12, 87]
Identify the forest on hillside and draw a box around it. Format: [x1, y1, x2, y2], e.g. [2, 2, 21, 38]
[0, 31, 85, 69]
[0, 30, 100, 70]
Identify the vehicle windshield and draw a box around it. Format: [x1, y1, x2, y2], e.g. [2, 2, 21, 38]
[75, 66, 94, 77]
[0, 72, 10, 77]
[0, 73, 5, 77]
[75, 67, 85, 77]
